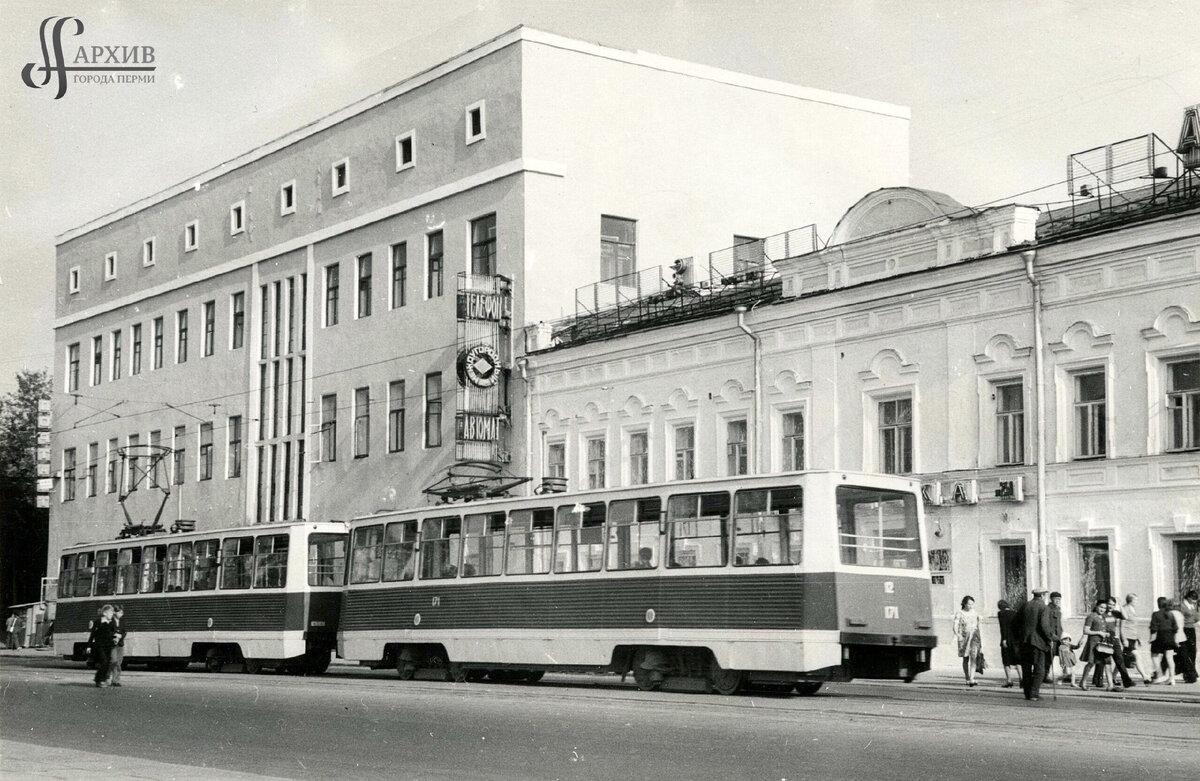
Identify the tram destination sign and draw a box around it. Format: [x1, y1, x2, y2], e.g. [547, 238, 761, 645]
[457, 290, 512, 322]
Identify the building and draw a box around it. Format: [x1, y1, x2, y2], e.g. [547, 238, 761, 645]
[522, 112, 1200, 660]
[50, 28, 910, 566]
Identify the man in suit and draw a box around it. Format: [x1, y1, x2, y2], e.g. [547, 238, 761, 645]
[1043, 591, 1064, 684]
[1019, 587, 1054, 701]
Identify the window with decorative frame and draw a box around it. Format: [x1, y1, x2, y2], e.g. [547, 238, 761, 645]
[1166, 357, 1199, 452]
[995, 381, 1025, 466]
[1073, 370, 1107, 459]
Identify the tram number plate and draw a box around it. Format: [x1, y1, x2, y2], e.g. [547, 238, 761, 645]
[431, 596, 441, 607]
[884, 606, 900, 619]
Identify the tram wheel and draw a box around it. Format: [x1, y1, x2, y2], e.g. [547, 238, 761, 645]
[709, 667, 743, 696]
[632, 666, 662, 691]
[794, 682, 823, 696]
[243, 658, 263, 675]
[205, 650, 224, 673]
[396, 657, 417, 680]
[447, 663, 467, 683]
[520, 670, 545, 684]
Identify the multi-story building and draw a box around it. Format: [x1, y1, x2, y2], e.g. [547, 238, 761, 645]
[522, 113, 1200, 659]
[50, 28, 909, 565]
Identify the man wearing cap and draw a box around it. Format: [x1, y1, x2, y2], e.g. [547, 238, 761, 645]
[1019, 588, 1055, 700]
[1043, 591, 1064, 684]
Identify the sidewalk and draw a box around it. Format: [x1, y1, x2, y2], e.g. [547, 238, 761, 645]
[910, 663, 1200, 704]
[0, 740, 296, 781]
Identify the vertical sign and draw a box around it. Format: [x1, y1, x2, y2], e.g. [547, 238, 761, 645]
[36, 399, 52, 505]
[455, 273, 513, 463]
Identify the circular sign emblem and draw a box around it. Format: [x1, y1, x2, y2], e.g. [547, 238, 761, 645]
[462, 344, 501, 388]
[645, 609, 656, 624]
[413, 613, 422, 626]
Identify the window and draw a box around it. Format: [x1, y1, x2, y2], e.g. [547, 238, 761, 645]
[94, 550, 116, 596]
[104, 252, 117, 280]
[388, 380, 405, 453]
[667, 492, 729, 568]
[280, 181, 296, 216]
[66, 343, 80, 392]
[424, 373, 442, 448]
[176, 309, 188, 363]
[331, 158, 349, 197]
[350, 525, 383, 584]
[165, 542, 192, 592]
[131, 324, 142, 374]
[465, 100, 486, 144]
[309, 533, 346, 586]
[110, 330, 122, 381]
[191, 540, 219, 590]
[231, 291, 245, 349]
[420, 516, 462, 579]
[996, 382, 1025, 465]
[607, 498, 662, 570]
[1167, 358, 1200, 452]
[1000, 543, 1027, 606]
[139, 545, 166, 594]
[928, 549, 951, 586]
[148, 430, 162, 487]
[782, 411, 805, 471]
[74, 553, 95, 597]
[506, 507, 554, 575]
[879, 397, 913, 474]
[198, 422, 213, 480]
[470, 214, 497, 276]
[463, 512, 507, 577]
[734, 487, 803, 565]
[353, 387, 370, 458]
[836, 485, 921, 569]
[395, 131, 415, 171]
[1076, 540, 1111, 614]
[105, 438, 118, 493]
[324, 264, 340, 326]
[185, 220, 198, 252]
[426, 231, 443, 298]
[126, 434, 140, 493]
[230, 201, 245, 235]
[600, 216, 636, 281]
[629, 431, 649, 485]
[62, 448, 77, 502]
[356, 253, 372, 318]
[382, 521, 417, 582]
[68, 267, 80, 294]
[674, 424, 695, 480]
[586, 436, 606, 489]
[547, 442, 565, 479]
[1074, 370, 1106, 459]
[726, 419, 748, 476]
[152, 316, 163, 369]
[91, 336, 103, 386]
[554, 503, 605, 574]
[86, 442, 98, 497]
[143, 237, 155, 266]
[320, 393, 337, 462]
[1174, 538, 1200, 598]
[390, 243, 407, 309]
[116, 547, 141, 594]
[227, 415, 242, 478]
[220, 537, 254, 590]
[254, 534, 289, 588]
[202, 301, 215, 356]
[172, 425, 186, 485]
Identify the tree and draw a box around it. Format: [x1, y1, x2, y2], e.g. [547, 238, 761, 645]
[0, 369, 52, 614]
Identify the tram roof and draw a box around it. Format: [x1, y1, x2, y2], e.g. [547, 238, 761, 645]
[60, 518, 348, 554]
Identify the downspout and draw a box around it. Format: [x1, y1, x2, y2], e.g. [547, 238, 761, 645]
[516, 356, 533, 488]
[1022, 249, 1049, 590]
[734, 306, 763, 473]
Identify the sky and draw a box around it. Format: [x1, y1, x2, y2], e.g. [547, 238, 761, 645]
[1, 0, 1198, 395]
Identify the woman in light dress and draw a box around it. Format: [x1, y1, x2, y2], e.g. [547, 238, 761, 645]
[952, 595, 983, 687]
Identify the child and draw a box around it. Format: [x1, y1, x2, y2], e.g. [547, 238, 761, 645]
[1058, 634, 1079, 685]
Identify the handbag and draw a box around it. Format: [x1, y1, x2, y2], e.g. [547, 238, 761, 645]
[1094, 640, 1114, 655]
[975, 651, 987, 674]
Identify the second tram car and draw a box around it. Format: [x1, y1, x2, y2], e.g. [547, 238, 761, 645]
[54, 520, 347, 673]
[339, 471, 935, 694]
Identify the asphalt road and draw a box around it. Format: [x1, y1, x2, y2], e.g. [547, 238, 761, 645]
[2, 657, 1197, 781]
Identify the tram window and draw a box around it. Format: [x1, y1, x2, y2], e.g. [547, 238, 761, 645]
[506, 507, 554, 575]
[607, 498, 662, 570]
[836, 486, 921, 569]
[381, 521, 417, 582]
[166, 542, 193, 591]
[555, 503, 605, 573]
[58, 555, 76, 598]
[309, 533, 347, 586]
[220, 536, 254, 589]
[140, 545, 167, 593]
[192, 540, 219, 590]
[734, 487, 803, 566]
[94, 549, 117, 596]
[254, 534, 289, 588]
[75, 552, 95, 597]
[666, 492, 730, 568]
[421, 516, 462, 579]
[116, 547, 142, 594]
[462, 512, 506, 577]
[350, 525, 384, 584]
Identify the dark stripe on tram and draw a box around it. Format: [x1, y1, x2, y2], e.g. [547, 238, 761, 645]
[55, 592, 305, 633]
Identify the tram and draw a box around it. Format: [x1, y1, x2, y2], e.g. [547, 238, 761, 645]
[54, 520, 347, 674]
[339, 471, 935, 694]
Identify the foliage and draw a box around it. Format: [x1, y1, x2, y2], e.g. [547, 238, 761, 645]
[1, 369, 52, 609]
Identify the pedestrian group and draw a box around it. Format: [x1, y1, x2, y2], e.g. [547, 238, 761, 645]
[86, 604, 127, 688]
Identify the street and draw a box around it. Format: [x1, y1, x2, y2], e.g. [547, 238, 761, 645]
[2, 653, 1197, 780]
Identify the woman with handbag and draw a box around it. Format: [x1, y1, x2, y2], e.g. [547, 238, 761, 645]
[952, 595, 983, 687]
[1077, 599, 1114, 691]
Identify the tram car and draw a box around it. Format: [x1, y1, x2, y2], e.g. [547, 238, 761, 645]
[54, 520, 347, 674]
[339, 471, 935, 694]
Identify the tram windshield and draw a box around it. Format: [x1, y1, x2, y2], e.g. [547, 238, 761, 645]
[836, 486, 921, 569]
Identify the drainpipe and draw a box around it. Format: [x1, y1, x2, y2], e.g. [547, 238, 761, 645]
[734, 306, 764, 474]
[1022, 250, 1049, 590]
[516, 356, 533, 488]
